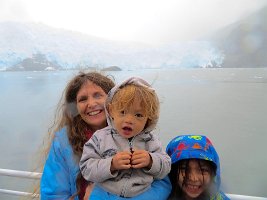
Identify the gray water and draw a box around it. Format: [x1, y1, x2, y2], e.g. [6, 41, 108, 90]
[0, 68, 266, 199]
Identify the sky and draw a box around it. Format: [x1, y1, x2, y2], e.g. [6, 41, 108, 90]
[1, 0, 267, 45]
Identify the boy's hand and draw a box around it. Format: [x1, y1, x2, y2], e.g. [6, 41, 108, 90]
[111, 151, 132, 172]
[130, 149, 152, 169]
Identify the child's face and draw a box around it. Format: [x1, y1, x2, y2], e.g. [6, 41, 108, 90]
[178, 159, 212, 199]
[110, 99, 148, 139]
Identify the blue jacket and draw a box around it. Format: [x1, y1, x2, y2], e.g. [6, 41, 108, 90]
[41, 127, 171, 200]
[41, 127, 79, 200]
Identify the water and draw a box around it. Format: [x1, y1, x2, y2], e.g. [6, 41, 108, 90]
[0, 68, 266, 199]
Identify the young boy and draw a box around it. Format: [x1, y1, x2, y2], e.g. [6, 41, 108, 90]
[80, 77, 171, 198]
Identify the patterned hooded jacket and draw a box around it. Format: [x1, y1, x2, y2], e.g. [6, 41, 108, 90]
[166, 135, 230, 200]
[80, 77, 171, 197]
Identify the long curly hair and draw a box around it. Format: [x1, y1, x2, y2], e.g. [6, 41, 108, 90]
[60, 71, 115, 157]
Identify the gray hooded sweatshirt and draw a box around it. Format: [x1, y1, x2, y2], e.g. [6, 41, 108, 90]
[80, 77, 171, 197]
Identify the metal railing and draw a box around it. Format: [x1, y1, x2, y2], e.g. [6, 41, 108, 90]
[0, 168, 267, 199]
[227, 194, 267, 200]
[0, 168, 41, 198]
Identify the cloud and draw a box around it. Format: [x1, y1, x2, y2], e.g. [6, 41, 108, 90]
[133, 0, 267, 44]
[0, 0, 30, 22]
[0, 0, 267, 44]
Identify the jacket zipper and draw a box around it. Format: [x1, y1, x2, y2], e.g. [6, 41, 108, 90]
[121, 137, 135, 197]
[129, 139, 134, 153]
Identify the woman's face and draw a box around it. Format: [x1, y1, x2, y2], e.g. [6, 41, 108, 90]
[76, 81, 108, 132]
[178, 159, 212, 200]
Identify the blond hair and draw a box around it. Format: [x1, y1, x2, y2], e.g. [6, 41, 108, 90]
[109, 84, 159, 129]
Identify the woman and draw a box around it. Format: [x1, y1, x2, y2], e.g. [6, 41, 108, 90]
[40, 71, 171, 200]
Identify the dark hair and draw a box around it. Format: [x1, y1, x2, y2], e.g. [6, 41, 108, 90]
[168, 159, 217, 200]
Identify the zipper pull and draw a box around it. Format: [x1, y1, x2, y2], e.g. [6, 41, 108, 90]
[128, 138, 134, 153]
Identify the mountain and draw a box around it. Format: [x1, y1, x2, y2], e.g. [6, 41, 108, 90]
[0, 21, 225, 70]
[6, 53, 61, 71]
[1, 5, 266, 71]
[208, 5, 267, 68]
[0, 21, 141, 70]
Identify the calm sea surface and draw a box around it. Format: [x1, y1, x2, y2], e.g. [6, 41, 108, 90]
[0, 68, 266, 199]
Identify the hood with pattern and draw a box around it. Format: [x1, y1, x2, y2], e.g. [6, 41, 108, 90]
[166, 134, 221, 189]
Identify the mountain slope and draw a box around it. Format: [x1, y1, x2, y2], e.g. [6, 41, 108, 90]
[1, 4, 267, 70]
[0, 21, 141, 69]
[0, 21, 224, 70]
[209, 5, 267, 67]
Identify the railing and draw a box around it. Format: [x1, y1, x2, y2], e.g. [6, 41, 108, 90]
[0, 168, 267, 199]
[227, 194, 267, 200]
[0, 168, 41, 198]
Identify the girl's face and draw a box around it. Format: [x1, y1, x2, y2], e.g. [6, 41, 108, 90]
[178, 159, 212, 200]
[76, 81, 108, 132]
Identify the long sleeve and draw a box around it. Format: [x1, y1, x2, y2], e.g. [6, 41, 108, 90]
[80, 128, 171, 198]
[80, 133, 117, 183]
[41, 129, 78, 200]
[142, 134, 171, 179]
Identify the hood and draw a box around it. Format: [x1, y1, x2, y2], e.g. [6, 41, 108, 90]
[166, 134, 221, 189]
[105, 77, 158, 133]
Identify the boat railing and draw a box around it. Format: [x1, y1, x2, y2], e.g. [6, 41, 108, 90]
[0, 168, 41, 198]
[0, 168, 267, 199]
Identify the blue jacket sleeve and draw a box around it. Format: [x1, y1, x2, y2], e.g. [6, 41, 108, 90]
[90, 176, 172, 200]
[41, 134, 75, 200]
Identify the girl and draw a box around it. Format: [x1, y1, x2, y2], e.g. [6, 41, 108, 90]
[166, 135, 230, 200]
